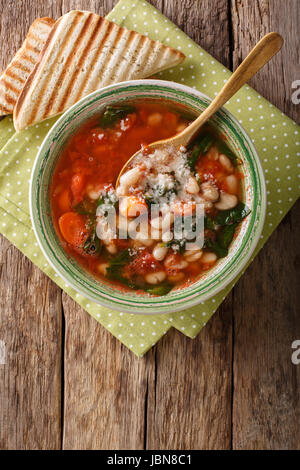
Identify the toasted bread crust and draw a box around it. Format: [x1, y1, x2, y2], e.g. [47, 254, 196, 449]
[0, 17, 55, 116]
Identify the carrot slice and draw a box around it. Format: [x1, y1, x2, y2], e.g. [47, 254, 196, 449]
[58, 212, 88, 247]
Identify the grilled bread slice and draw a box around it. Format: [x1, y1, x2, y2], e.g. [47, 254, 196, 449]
[13, 10, 185, 131]
[0, 17, 55, 116]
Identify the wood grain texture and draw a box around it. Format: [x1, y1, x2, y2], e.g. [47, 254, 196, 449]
[232, 203, 300, 450]
[231, 0, 300, 450]
[146, 309, 232, 450]
[62, 0, 116, 16]
[231, 0, 300, 123]
[149, 0, 231, 66]
[0, 237, 62, 449]
[0, 0, 63, 450]
[62, 293, 153, 450]
[0, 0, 62, 70]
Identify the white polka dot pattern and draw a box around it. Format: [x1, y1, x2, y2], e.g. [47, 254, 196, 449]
[0, 0, 299, 357]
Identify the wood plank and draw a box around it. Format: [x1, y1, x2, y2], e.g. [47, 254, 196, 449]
[231, 0, 300, 450]
[146, 307, 232, 450]
[231, 0, 300, 123]
[150, 0, 231, 66]
[0, 0, 62, 70]
[0, 236, 62, 449]
[61, 0, 117, 17]
[62, 294, 154, 450]
[232, 203, 300, 450]
[146, 0, 233, 450]
[0, 0, 63, 450]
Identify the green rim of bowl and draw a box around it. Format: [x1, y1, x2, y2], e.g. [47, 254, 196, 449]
[30, 80, 266, 314]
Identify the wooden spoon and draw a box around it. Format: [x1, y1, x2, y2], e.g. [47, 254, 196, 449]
[116, 32, 283, 186]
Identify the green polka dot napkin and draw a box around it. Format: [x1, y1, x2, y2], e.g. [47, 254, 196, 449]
[0, 0, 299, 357]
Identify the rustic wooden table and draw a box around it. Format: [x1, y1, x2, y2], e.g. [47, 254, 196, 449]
[0, 0, 299, 450]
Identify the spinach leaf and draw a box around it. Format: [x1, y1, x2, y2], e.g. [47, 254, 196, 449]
[204, 215, 215, 230]
[145, 283, 173, 296]
[216, 140, 240, 166]
[214, 201, 250, 226]
[204, 222, 239, 258]
[74, 199, 97, 216]
[217, 223, 237, 250]
[165, 238, 186, 254]
[99, 105, 135, 128]
[107, 249, 131, 269]
[106, 249, 132, 282]
[187, 134, 214, 170]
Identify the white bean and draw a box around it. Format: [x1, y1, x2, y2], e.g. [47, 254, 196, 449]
[116, 184, 127, 197]
[219, 154, 233, 172]
[204, 200, 213, 210]
[136, 233, 154, 247]
[145, 271, 166, 284]
[147, 112, 163, 127]
[207, 146, 219, 160]
[215, 192, 238, 210]
[162, 231, 173, 243]
[87, 187, 102, 200]
[185, 176, 200, 194]
[152, 243, 168, 261]
[134, 223, 154, 246]
[98, 263, 109, 275]
[201, 181, 219, 202]
[161, 212, 174, 230]
[119, 167, 141, 187]
[168, 272, 185, 283]
[184, 249, 203, 262]
[164, 255, 188, 270]
[224, 174, 238, 194]
[201, 252, 217, 264]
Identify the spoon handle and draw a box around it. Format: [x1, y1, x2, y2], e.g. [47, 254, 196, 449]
[175, 32, 283, 146]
